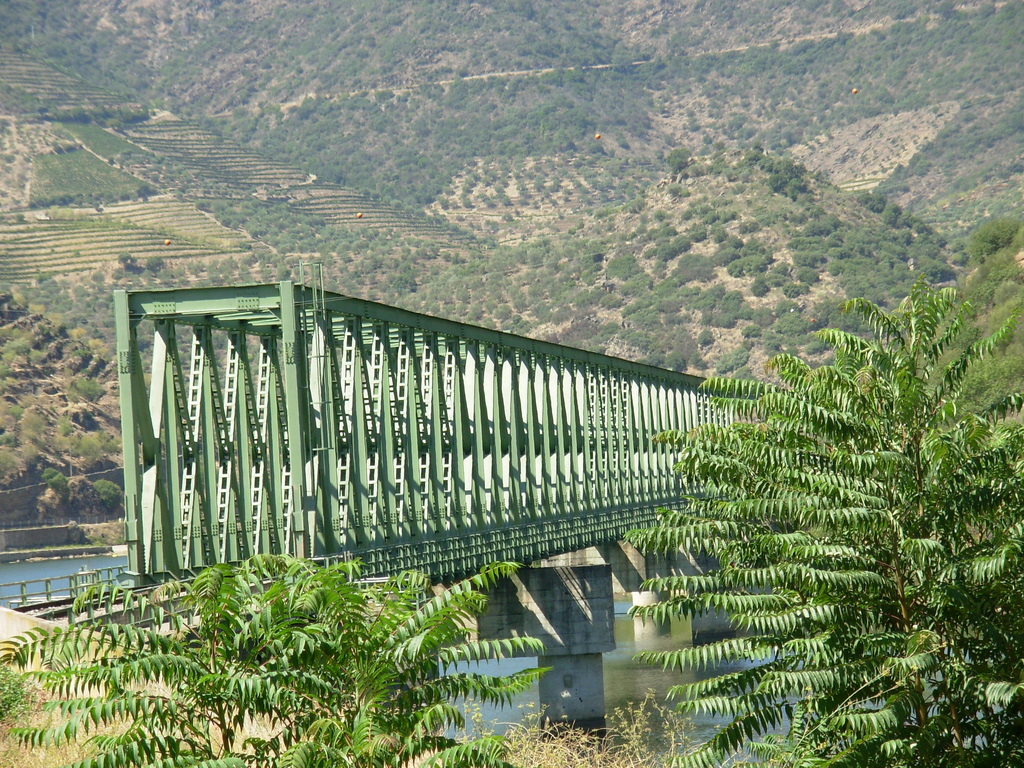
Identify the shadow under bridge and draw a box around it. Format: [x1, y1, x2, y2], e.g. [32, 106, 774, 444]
[115, 279, 723, 584]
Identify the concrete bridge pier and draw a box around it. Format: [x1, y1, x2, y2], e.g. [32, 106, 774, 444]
[630, 589, 671, 642]
[478, 563, 615, 730]
[476, 544, 734, 729]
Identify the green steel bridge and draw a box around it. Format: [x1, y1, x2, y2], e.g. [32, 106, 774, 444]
[115, 278, 722, 584]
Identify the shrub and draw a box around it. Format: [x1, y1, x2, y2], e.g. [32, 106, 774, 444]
[92, 479, 122, 510]
[727, 254, 770, 278]
[667, 147, 692, 175]
[653, 236, 691, 262]
[0, 449, 17, 478]
[606, 255, 643, 281]
[73, 432, 118, 465]
[791, 250, 825, 269]
[794, 266, 819, 284]
[68, 376, 104, 402]
[0, 665, 29, 724]
[782, 281, 810, 298]
[41, 468, 70, 502]
[672, 255, 716, 284]
[968, 218, 1021, 260]
[713, 245, 742, 267]
[714, 346, 749, 374]
[19, 411, 45, 443]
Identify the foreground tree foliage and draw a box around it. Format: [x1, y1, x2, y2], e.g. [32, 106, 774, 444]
[631, 281, 1024, 767]
[3, 556, 543, 768]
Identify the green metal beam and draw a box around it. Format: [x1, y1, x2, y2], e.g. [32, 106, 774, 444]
[115, 281, 719, 583]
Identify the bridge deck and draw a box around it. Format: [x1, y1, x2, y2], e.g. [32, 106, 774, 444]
[115, 279, 721, 583]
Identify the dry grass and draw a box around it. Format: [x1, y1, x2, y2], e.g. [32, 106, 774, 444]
[80, 521, 124, 547]
[0, 684, 107, 768]
[2, 680, 693, 768]
[469, 693, 693, 768]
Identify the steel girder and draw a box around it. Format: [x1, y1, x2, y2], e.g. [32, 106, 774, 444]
[114, 281, 722, 583]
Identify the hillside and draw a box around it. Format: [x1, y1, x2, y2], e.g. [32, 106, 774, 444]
[0, 1, 1021, 511]
[7, 146, 956, 377]
[954, 217, 1024, 409]
[3, 1, 1021, 230]
[408, 148, 955, 377]
[0, 293, 123, 522]
[0, 132, 962, 506]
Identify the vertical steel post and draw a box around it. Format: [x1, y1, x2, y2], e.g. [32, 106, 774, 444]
[114, 291, 144, 579]
[279, 281, 310, 558]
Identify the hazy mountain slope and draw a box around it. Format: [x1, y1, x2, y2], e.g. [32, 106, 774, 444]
[209, 3, 1024, 226]
[2, 2, 1022, 228]
[0, 0, 914, 104]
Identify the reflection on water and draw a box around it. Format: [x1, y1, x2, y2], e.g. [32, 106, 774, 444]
[464, 600, 745, 745]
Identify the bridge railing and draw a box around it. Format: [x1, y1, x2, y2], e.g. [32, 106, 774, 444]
[115, 278, 724, 583]
[0, 566, 127, 610]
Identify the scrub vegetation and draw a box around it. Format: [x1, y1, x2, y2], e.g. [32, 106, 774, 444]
[632, 281, 1024, 766]
[3, 557, 544, 768]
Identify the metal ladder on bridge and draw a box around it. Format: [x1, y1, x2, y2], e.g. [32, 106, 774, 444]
[213, 334, 242, 563]
[178, 331, 207, 570]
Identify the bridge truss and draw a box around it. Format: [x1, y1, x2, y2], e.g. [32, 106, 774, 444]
[115, 279, 720, 583]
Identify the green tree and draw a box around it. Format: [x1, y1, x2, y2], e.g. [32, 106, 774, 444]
[967, 218, 1022, 261]
[40, 467, 70, 503]
[630, 281, 1024, 767]
[667, 148, 692, 175]
[6, 556, 543, 768]
[91, 478, 122, 510]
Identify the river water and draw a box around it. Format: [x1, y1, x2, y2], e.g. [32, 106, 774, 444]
[0, 557, 735, 746]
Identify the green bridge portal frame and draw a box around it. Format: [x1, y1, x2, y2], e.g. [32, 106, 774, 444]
[115, 280, 721, 583]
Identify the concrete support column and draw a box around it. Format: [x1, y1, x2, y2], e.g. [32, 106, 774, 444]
[478, 563, 615, 730]
[631, 590, 671, 642]
[537, 652, 606, 730]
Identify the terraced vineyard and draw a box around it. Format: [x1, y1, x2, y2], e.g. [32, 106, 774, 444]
[121, 118, 466, 241]
[30, 148, 152, 207]
[59, 122, 149, 160]
[0, 215, 234, 280]
[0, 49, 132, 112]
[99, 199, 245, 249]
[125, 118, 310, 191]
[0, 51, 468, 251]
[837, 176, 886, 192]
[288, 185, 458, 240]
